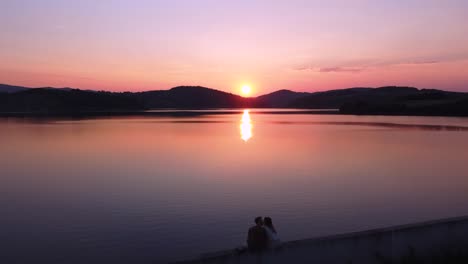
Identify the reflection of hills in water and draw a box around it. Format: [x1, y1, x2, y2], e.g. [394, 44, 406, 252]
[129, 111, 468, 131]
[27, 109, 468, 131]
[136, 119, 468, 131]
[12, 108, 468, 132]
[270, 121, 468, 131]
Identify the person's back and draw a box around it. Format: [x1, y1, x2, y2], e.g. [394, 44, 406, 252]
[247, 217, 267, 252]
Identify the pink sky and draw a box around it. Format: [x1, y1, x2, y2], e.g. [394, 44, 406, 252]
[1, 0, 468, 95]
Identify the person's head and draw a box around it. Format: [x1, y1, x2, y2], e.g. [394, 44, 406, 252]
[264, 217, 276, 233]
[254, 216, 263, 226]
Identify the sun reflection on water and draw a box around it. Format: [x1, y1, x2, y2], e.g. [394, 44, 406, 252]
[240, 110, 253, 142]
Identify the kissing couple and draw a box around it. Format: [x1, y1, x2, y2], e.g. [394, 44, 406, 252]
[247, 216, 281, 253]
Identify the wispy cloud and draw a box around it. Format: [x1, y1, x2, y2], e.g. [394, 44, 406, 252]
[293, 65, 366, 73]
[318, 67, 364, 73]
[293, 55, 468, 73]
[397, 60, 439, 65]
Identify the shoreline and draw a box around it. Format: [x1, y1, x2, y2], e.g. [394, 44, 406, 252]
[1, 108, 468, 118]
[0, 109, 339, 118]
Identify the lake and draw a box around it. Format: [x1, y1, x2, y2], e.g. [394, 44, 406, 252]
[2, 110, 468, 263]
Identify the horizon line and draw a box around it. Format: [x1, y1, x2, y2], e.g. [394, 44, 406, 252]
[1, 82, 463, 97]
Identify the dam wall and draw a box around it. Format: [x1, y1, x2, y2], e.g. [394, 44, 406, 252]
[173, 215, 468, 264]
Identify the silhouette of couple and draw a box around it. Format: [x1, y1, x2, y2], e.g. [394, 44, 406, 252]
[247, 216, 281, 253]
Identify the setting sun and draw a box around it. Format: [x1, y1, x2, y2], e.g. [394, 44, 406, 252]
[241, 85, 252, 96]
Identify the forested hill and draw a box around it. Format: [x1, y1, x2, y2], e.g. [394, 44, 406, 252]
[1, 84, 467, 116]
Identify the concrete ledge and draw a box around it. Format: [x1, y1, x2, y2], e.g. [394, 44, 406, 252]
[172, 215, 468, 264]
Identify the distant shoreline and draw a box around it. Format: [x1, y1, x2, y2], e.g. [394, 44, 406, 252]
[2, 84, 468, 117]
[0, 109, 340, 118]
[2, 108, 468, 118]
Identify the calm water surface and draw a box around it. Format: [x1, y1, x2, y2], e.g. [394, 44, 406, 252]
[2, 110, 468, 263]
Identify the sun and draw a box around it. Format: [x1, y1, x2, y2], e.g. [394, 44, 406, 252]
[241, 85, 252, 96]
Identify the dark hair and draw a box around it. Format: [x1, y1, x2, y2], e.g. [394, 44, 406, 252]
[255, 216, 263, 225]
[264, 217, 276, 233]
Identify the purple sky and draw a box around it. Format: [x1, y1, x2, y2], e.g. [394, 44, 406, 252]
[1, 0, 468, 95]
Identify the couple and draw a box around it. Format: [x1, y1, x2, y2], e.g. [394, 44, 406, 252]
[247, 216, 281, 252]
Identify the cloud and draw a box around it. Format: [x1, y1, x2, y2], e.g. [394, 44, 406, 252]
[319, 67, 364, 73]
[293, 53, 468, 73]
[398, 60, 439, 65]
[293, 65, 365, 73]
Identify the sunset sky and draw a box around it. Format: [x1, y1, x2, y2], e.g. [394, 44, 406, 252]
[1, 0, 468, 95]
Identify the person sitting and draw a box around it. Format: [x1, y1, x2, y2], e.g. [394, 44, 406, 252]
[247, 216, 267, 253]
[263, 217, 281, 249]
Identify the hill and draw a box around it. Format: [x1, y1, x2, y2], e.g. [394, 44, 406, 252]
[0, 85, 253, 113]
[135, 86, 253, 108]
[339, 87, 468, 116]
[1, 83, 468, 116]
[0, 84, 29, 93]
[288, 86, 468, 116]
[289, 87, 374, 108]
[0, 88, 142, 112]
[255, 89, 311, 108]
